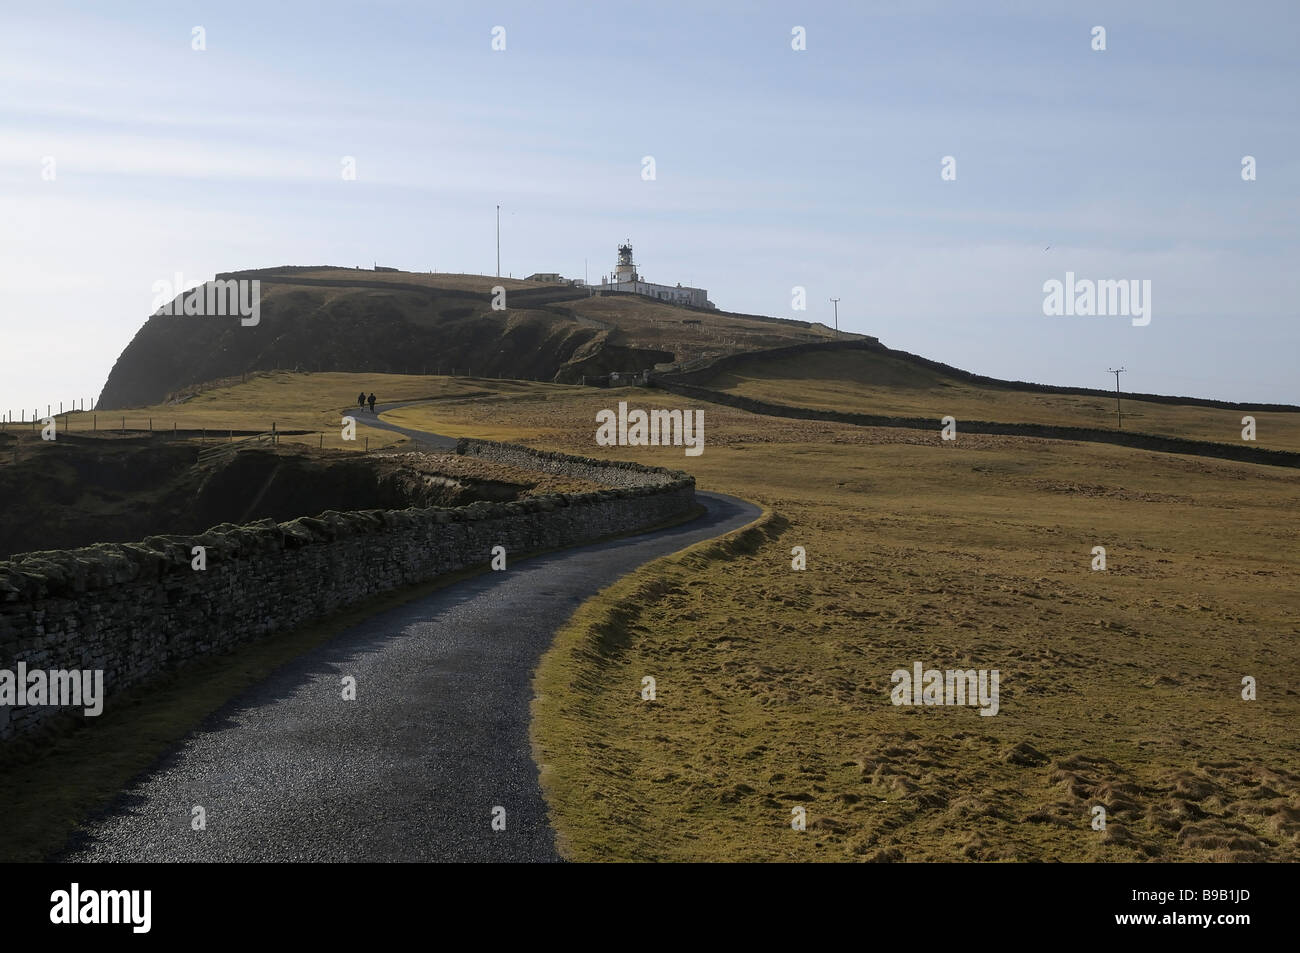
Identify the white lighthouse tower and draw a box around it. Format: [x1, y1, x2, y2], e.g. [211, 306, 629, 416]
[595, 239, 715, 309]
[614, 241, 639, 284]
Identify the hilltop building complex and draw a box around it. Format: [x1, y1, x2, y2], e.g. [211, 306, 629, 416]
[598, 242, 714, 309]
[526, 242, 715, 309]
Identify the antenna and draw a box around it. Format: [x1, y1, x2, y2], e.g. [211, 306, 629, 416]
[829, 297, 841, 338]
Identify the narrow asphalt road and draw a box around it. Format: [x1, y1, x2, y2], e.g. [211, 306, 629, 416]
[352, 398, 460, 449]
[64, 406, 759, 862]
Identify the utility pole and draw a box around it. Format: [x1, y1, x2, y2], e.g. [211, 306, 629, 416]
[496, 204, 501, 278]
[1108, 367, 1126, 429]
[829, 297, 841, 338]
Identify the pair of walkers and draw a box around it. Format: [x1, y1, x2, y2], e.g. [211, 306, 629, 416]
[356, 392, 376, 413]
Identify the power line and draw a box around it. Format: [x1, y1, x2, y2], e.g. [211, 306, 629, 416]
[1108, 367, 1126, 429]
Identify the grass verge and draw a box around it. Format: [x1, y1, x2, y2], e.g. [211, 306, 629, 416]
[532, 508, 787, 861]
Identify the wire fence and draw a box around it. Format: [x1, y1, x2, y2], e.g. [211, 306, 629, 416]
[0, 370, 614, 468]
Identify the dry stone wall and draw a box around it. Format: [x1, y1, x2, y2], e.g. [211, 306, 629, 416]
[0, 440, 694, 743]
[455, 437, 685, 488]
[652, 378, 1300, 470]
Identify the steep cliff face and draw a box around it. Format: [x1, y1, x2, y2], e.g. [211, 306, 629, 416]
[96, 279, 602, 408]
[97, 266, 854, 409]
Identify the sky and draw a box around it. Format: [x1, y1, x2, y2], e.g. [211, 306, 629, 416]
[1, 0, 1297, 414]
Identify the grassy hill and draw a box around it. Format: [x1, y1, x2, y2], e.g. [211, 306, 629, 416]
[80, 370, 554, 450]
[10, 369, 1298, 861]
[96, 266, 853, 409]
[377, 378, 1300, 861]
[687, 345, 1300, 452]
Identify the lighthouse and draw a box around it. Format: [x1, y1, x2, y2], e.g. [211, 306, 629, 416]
[614, 242, 639, 283]
[597, 240, 715, 309]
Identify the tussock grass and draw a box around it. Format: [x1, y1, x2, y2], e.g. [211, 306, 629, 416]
[417, 381, 1299, 862]
[531, 509, 787, 861]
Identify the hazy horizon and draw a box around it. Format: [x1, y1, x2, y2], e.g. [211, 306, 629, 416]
[2, 0, 1297, 411]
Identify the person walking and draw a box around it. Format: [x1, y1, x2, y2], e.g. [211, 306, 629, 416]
[357, 392, 365, 409]
[367, 393, 376, 414]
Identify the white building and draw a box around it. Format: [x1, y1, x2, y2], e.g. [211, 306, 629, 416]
[598, 242, 714, 309]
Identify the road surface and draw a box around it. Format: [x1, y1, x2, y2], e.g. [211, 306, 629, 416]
[64, 407, 758, 862]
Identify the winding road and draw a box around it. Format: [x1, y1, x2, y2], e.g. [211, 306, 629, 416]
[63, 403, 759, 862]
